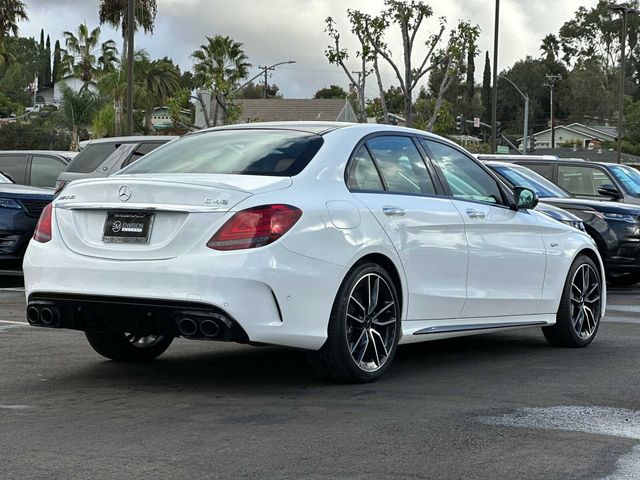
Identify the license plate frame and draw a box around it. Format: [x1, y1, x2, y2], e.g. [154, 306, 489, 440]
[102, 211, 155, 244]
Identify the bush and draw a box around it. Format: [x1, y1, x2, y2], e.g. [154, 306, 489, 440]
[0, 120, 70, 150]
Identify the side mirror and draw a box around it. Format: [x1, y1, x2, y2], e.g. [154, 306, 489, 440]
[597, 184, 622, 199]
[513, 186, 539, 210]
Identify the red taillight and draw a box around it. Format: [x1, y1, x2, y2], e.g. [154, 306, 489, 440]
[33, 203, 53, 243]
[207, 204, 302, 251]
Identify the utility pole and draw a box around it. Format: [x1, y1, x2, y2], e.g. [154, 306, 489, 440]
[609, 4, 640, 163]
[491, 0, 500, 153]
[126, 0, 135, 135]
[543, 74, 561, 148]
[256, 62, 296, 99]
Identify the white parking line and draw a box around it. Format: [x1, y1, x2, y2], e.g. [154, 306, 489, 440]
[607, 304, 640, 313]
[0, 319, 28, 326]
[479, 406, 640, 479]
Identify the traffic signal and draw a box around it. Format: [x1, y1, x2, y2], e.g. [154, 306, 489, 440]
[456, 115, 464, 134]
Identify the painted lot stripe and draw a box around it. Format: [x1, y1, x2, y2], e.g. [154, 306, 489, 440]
[0, 319, 27, 326]
[479, 406, 640, 480]
[604, 316, 640, 324]
[0, 288, 24, 292]
[607, 305, 640, 313]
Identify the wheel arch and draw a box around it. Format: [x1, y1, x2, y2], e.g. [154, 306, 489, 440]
[348, 252, 406, 319]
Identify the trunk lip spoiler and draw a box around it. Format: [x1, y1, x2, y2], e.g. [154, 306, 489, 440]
[54, 202, 234, 213]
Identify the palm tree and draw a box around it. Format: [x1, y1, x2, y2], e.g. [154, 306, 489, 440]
[0, 0, 28, 64]
[58, 84, 100, 150]
[192, 35, 251, 126]
[61, 23, 118, 91]
[137, 56, 180, 131]
[540, 34, 560, 63]
[99, 0, 157, 57]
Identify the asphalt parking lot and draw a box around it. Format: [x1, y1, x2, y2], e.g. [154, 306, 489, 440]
[1, 279, 639, 480]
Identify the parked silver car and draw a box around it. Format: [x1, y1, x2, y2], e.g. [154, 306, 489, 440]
[55, 136, 177, 194]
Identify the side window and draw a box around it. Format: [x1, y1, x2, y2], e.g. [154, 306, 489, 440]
[423, 140, 503, 205]
[347, 146, 384, 192]
[0, 155, 27, 184]
[30, 156, 66, 188]
[122, 142, 163, 169]
[519, 162, 553, 180]
[366, 136, 436, 195]
[557, 165, 613, 196]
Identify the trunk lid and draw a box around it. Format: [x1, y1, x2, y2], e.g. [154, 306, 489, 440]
[54, 174, 292, 260]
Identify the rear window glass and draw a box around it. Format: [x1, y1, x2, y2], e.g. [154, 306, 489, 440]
[66, 142, 129, 173]
[124, 130, 324, 176]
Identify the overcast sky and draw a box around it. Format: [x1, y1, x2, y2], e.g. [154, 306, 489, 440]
[17, 0, 596, 99]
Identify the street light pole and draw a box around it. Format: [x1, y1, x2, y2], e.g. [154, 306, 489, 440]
[499, 75, 529, 154]
[543, 74, 561, 148]
[126, 0, 135, 135]
[610, 4, 640, 163]
[491, 0, 500, 153]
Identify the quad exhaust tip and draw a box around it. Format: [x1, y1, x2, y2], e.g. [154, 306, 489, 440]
[200, 319, 220, 338]
[27, 306, 40, 325]
[177, 318, 198, 337]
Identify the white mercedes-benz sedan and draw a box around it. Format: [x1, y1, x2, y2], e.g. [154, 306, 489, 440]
[23, 122, 606, 382]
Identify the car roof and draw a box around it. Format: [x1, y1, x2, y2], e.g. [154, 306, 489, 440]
[0, 150, 74, 162]
[197, 121, 453, 144]
[83, 135, 178, 145]
[476, 154, 563, 161]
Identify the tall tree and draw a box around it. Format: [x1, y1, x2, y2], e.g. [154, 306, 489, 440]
[61, 23, 118, 91]
[481, 51, 491, 122]
[314, 85, 348, 99]
[466, 37, 476, 102]
[52, 39, 61, 82]
[0, 0, 28, 64]
[45, 34, 51, 85]
[136, 55, 180, 131]
[98, 0, 157, 58]
[540, 34, 560, 63]
[192, 35, 251, 126]
[358, 0, 478, 127]
[38, 28, 44, 87]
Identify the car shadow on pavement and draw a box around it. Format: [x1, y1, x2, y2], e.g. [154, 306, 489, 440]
[48, 330, 557, 393]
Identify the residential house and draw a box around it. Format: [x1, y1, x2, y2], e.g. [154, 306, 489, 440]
[194, 93, 358, 128]
[519, 123, 617, 150]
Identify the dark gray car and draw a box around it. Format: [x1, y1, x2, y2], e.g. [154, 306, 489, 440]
[55, 136, 177, 194]
[0, 151, 74, 189]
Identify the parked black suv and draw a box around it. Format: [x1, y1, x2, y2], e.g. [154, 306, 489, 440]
[484, 160, 640, 286]
[478, 155, 640, 205]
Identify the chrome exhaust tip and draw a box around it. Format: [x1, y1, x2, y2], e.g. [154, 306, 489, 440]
[41, 308, 55, 326]
[200, 319, 220, 338]
[177, 318, 198, 337]
[27, 306, 41, 325]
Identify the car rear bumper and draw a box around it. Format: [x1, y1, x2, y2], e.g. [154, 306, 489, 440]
[23, 241, 346, 350]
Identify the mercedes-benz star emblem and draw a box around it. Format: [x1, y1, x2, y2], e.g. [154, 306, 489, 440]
[119, 185, 131, 202]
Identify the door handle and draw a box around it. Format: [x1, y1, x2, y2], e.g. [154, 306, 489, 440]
[466, 209, 486, 220]
[383, 206, 405, 217]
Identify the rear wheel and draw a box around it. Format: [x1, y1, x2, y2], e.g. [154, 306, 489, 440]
[543, 255, 602, 347]
[85, 330, 173, 362]
[308, 262, 401, 383]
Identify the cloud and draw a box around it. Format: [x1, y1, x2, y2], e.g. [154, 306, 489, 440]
[18, 0, 596, 98]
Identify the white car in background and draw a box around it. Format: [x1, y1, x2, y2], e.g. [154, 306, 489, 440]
[23, 122, 605, 382]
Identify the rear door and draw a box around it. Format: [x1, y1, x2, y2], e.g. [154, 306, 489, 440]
[423, 139, 547, 318]
[29, 155, 67, 188]
[0, 154, 28, 185]
[347, 135, 468, 321]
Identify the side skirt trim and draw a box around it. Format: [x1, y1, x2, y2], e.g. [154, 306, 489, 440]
[413, 321, 548, 336]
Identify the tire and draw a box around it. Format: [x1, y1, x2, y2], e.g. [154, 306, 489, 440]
[543, 255, 603, 347]
[85, 330, 173, 362]
[608, 273, 640, 287]
[308, 262, 401, 383]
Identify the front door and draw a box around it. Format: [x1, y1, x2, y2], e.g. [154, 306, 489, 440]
[422, 139, 547, 318]
[347, 135, 468, 321]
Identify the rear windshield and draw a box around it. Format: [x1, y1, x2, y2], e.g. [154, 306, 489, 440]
[0, 173, 10, 183]
[66, 142, 130, 173]
[123, 129, 324, 176]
